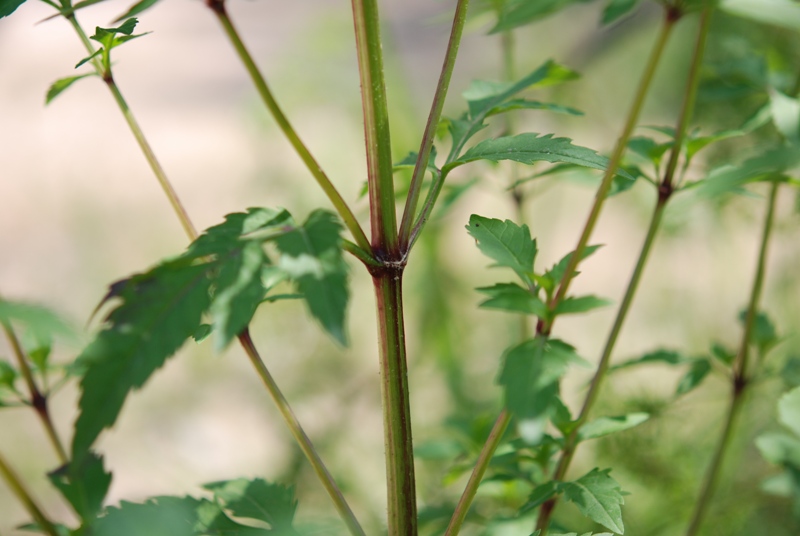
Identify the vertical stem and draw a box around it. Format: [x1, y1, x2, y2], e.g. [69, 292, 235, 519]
[684, 181, 780, 536]
[373, 269, 417, 535]
[238, 330, 366, 536]
[398, 0, 470, 252]
[547, 10, 679, 321]
[0, 452, 60, 536]
[1, 321, 68, 465]
[351, 0, 398, 255]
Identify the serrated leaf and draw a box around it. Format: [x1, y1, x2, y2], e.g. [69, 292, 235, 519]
[579, 413, 649, 441]
[93, 496, 202, 536]
[779, 386, 800, 437]
[466, 215, 537, 281]
[609, 349, 687, 372]
[0, 0, 26, 18]
[675, 359, 712, 396]
[559, 468, 625, 534]
[46, 73, 95, 105]
[487, 99, 583, 117]
[498, 337, 586, 419]
[602, 0, 642, 24]
[48, 452, 111, 522]
[115, 0, 161, 21]
[203, 478, 297, 530]
[521, 480, 560, 512]
[446, 134, 635, 183]
[477, 283, 548, 318]
[274, 210, 349, 345]
[554, 295, 612, 316]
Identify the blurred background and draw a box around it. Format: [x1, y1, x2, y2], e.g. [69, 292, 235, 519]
[1, 0, 800, 534]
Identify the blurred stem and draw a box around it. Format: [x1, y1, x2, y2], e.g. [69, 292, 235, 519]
[398, 0, 470, 253]
[63, 13, 197, 242]
[351, 0, 398, 255]
[372, 270, 417, 535]
[1, 320, 68, 465]
[537, 7, 711, 532]
[60, 10, 365, 532]
[0, 452, 59, 536]
[206, 0, 372, 255]
[545, 9, 679, 324]
[685, 180, 780, 536]
[238, 330, 366, 536]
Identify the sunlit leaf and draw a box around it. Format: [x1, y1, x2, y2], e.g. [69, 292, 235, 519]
[560, 468, 625, 534]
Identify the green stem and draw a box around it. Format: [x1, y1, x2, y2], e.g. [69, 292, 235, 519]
[397, 0, 470, 253]
[64, 15, 198, 242]
[372, 269, 417, 535]
[238, 330, 366, 536]
[0, 452, 60, 536]
[546, 10, 679, 324]
[684, 180, 780, 536]
[205, 0, 372, 255]
[350, 0, 398, 255]
[60, 11, 365, 532]
[445, 410, 510, 535]
[1, 320, 68, 465]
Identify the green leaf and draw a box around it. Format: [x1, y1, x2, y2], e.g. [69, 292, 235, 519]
[769, 89, 800, 143]
[609, 349, 687, 372]
[720, 0, 800, 32]
[756, 432, 800, 466]
[559, 468, 625, 534]
[92, 496, 202, 536]
[675, 359, 712, 396]
[476, 283, 548, 318]
[446, 134, 635, 183]
[781, 356, 800, 387]
[498, 337, 587, 419]
[486, 99, 583, 118]
[48, 452, 111, 522]
[466, 215, 537, 281]
[578, 413, 650, 441]
[274, 210, 349, 345]
[203, 478, 297, 530]
[602, 0, 642, 24]
[45, 73, 95, 105]
[554, 295, 612, 316]
[710, 343, 735, 366]
[739, 310, 778, 354]
[0, 300, 77, 345]
[115, 0, 162, 21]
[492, 0, 583, 33]
[192, 324, 212, 343]
[0, 360, 17, 388]
[542, 244, 603, 291]
[0, 0, 26, 18]
[521, 480, 560, 512]
[779, 386, 800, 437]
[696, 144, 800, 197]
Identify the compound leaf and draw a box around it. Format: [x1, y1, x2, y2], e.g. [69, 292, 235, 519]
[560, 468, 625, 534]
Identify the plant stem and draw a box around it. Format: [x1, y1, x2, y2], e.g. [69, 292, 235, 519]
[60, 11, 365, 532]
[0, 451, 60, 536]
[1, 321, 68, 465]
[64, 14, 198, 242]
[371, 269, 417, 535]
[684, 180, 780, 536]
[546, 9, 679, 324]
[238, 330, 366, 536]
[398, 0, 470, 253]
[205, 0, 372, 255]
[350, 0, 398, 256]
[447, 11, 680, 533]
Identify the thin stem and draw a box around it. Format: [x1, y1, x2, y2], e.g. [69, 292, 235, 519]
[1, 321, 68, 465]
[398, 0, 470, 253]
[445, 410, 511, 535]
[206, 1, 372, 255]
[0, 452, 60, 536]
[238, 330, 366, 536]
[59, 11, 365, 532]
[64, 15, 198, 242]
[372, 269, 417, 535]
[684, 181, 780, 536]
[350, 0, 398, 255]
[546, 11, 678, 324]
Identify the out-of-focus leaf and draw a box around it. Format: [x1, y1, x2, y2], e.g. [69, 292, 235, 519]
[602, 0, 643, 24]
[675, 359, 712, 396]
[114, 0, 162, 21]
[578, 413, 650, 441]
[609, 349, 687, 372]
[486, 99, 583, 117]
[541, 244, 603, 292]
[477, 283, 548, 318]
[757, 432, 800, 466]
[560, 468, 625, 534]
[554, 295, 612, 316]
[203, 478, 297, 530]
[781, 356, 800, 387]
[0, 301, 77, 345]
[0, 0, 26, 18]
[521, 481, 560, 512]
[492, 0, 585, 33]
[92, 496, 202, 536]
[779, 386, 800, 437]
[695, 144, 800, 196]
[739, 310, 779, 354]
[769, 89, 800, 142]
[720, 0, 800, 32]
[48, 452, 111, 522]
[467, 215, 537, 281]
[46, 73, 95, 105]
[710, 343, 735, 366]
